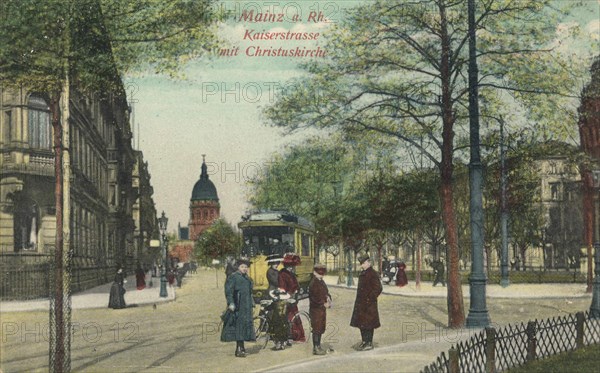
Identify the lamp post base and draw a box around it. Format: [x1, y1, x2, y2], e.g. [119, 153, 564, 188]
[159, 275, 168, 298]
[500, 278, 510, 288]
[466, 274, 491, 328]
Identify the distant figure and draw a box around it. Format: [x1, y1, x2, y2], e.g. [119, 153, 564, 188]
[396, 261, 408, 287]
[225, 256, 237, 278]
[147, 267, 153, 288]
[176, 264, 186, 288]
[432, 259, 446, 287]
[167, 268, 176, 286]
[135, 264, 146, 290]
[381, 257, 390, 274]
[108, 265, 127, 309]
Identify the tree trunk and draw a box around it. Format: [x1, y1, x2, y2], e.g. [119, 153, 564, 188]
[439, 1, 465, 328]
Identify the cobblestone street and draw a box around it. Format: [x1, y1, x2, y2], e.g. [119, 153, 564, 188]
[0, 269, 592, 372]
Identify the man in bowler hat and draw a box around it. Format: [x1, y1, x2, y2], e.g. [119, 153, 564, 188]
[350, 254, 382, 351]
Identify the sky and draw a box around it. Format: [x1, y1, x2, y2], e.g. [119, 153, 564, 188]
[126, 0, 599, 234]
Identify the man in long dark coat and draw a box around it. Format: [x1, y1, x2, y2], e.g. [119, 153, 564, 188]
[432, 259, 446, 287]
[350, 254, 382, 351]
[221, 258, 255, 357]
[309, 263, 331, 355]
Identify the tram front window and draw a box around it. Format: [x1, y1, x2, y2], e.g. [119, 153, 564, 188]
[241, 226, 294, 257]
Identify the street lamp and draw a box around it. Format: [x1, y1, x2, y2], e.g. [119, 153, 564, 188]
[465, 0, 491, 327]
[158, 211, 169, 298]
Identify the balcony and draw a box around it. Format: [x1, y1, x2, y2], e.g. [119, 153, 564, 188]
[0, 152, 55, 177]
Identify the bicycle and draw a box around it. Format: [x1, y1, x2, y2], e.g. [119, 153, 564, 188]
[253, 299, 272, 349]
[289, 309, 312, 343]
[253, 297, 312, 349]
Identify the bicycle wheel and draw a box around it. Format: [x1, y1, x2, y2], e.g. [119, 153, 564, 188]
[253, 316, 270, 349]
[290, 311, 311, 343]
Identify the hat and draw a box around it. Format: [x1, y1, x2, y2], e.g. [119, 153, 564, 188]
[266, 254, 283, 264]
[236, 257, 252, 267]
[282, 253, 301, 266]
[357, 254, 370, 264]
[313, 263, 327, 275]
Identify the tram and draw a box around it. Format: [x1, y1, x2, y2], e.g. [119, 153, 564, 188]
[238, 211, 315, 302]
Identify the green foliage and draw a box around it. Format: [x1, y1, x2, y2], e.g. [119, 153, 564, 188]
[100, 0, 222, 77]
[0, 0, 222, 93]
[193, 219, 241, 264]
[266, 0, 591, 160]
[507, 343, 600, 373]
[248, 135, 375, 247]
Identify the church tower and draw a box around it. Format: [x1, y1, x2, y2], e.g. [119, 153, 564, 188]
[189, 155, 220, 240]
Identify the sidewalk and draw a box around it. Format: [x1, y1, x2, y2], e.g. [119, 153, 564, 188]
[324, 275, 592, 299]
[0, 275, 176, 313]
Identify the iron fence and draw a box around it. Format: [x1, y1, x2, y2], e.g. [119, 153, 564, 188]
[0, 251, 115, 300]
[0, 263, 52, 300]
[421, 311, 600, 373]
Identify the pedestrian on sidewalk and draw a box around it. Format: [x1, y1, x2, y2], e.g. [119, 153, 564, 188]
[266, 254, 282, 294]
[220, 257, 256, 358]
[432, 259, 446, 287]
[167, 267, 176, 287]
[396, 261, 408, 287]
[350, 254, 382, 351]
[135, 263, 146, 290]
[309, 263, 331, 355]
[265, 254, 288, 351]
[108, 265, 127, 309]
[279, 253, 305, 343]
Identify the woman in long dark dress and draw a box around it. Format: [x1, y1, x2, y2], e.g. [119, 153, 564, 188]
[279, 253, 305, 343]
[135, 264, 146, 290]
[220, 258, 256, 357]
[396, 261, 408, 287]
[108, 266, 127, 309]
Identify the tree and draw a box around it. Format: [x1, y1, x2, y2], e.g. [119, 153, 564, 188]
[248, 136, 372, 248]
[264, 0, 591, 328]
[194, 219, 241, 266]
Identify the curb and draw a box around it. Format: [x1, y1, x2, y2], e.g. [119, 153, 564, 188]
[326, 283, 592, 299]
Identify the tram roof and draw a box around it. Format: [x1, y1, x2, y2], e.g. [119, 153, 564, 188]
[239, 211, 314, 230]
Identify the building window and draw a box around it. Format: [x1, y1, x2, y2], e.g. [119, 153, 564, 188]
[2, 110, 11, 143]
[28, 95, 51, 149]
[550, 183, 560, 201]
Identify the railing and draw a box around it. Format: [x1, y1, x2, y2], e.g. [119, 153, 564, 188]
[403, 270, 587, 284]
[0, 263, 52, 300]
[0, 251, 115, 300]
[422, 311, 600, 373]
[0, 153, 55, 176]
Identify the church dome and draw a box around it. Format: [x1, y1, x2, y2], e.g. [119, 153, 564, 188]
[191, 158, 219, 202]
